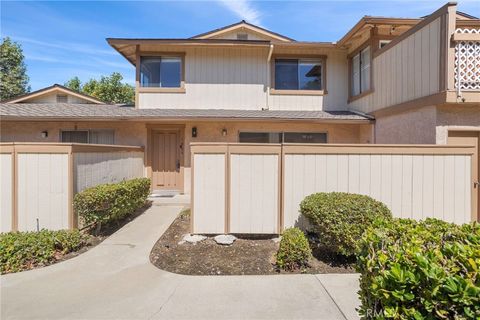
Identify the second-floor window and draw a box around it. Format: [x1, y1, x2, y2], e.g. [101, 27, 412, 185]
[140, 56, 182, 88]
[274, 58, 324, 91]
[351, 46, 371, 97]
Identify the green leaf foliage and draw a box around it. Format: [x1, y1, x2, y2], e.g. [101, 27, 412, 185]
[300, 192, 392, 256]
[356, 218, 480, 319]
[64, 72, 134, 104]
[73, 178, 151, 228]
[0, 37, 30, 100]
[0, 229, 89, 274]
[276, 227, 312, 271]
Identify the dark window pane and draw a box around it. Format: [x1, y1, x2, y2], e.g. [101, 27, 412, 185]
[283, 132, 327, 143]
[298, 60, 322, 90]
[160, 57, 181, 88]
[239, 132, 282, 143]
[61, 131, 88, 143]
[140, 57, 161, 87]
[89, 130, 115, 145]
[275, 59, 298, 90]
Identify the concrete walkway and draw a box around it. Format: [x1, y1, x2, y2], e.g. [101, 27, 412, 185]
[1, 204, 360, 320]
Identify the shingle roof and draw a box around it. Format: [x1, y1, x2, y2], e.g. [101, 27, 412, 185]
[0, 103, 372, 121]
[0, 84, 105, 104]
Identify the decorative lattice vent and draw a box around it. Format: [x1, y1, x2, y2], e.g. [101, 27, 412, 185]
[454, 28, 480, 90]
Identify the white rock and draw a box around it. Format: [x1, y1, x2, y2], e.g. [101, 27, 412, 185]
[272, 237, 281, 243]
[214, 234, 237, 245]
[182, 234, 207, 244]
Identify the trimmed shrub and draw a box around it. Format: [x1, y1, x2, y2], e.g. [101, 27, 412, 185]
[74, 178, 150, 228]
[0, 229, 89, 274]
[300, 192, 392, 256]
[356, 218, 480, 319]
[276, 227, 312, 271]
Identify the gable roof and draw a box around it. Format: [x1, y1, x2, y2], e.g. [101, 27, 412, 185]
[190, 20, 295, 42]
[1, 84, 105, 104]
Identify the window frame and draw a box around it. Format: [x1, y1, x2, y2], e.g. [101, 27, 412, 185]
[60, 129, 115, 145]
[136, 51, 186, 94]
[348, 41, 373, 102]
[238, 130, 329, 144]
[270, 54, 327, 96]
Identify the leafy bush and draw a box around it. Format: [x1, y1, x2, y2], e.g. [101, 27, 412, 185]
[0, 229, 89, 274]
[74, 178, 150, 228]
[356, 218, 480, 319]
[300, 192, 392, 256]
[276, 227, 312, 271]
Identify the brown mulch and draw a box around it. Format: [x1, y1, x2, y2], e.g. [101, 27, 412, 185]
[150, 212, 355, 275]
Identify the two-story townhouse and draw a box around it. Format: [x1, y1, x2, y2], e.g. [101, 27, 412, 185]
[1, 2, 478, 195]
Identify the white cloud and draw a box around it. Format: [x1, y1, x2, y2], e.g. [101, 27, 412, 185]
[218, 0, 262, 25]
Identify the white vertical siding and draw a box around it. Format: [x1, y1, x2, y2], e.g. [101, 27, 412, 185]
[283, 153, 472, 227]
[229, 154, 279, 233]
[349, 17, 442, 113]
[74, 151, 144, 193]
[17, 153, 69, 231]
[193, 153, 226, 233]
[0, 153, 13, 232]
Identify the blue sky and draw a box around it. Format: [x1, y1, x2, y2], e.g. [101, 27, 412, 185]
[1, 0, 478, 90]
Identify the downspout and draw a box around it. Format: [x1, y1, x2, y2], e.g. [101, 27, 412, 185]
[265, 44, 274, 110]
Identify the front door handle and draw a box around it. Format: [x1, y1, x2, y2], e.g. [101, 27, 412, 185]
[475, 181, 480, 188]
[176, 160, 180, 171]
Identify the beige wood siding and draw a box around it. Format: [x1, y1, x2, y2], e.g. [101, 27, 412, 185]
[192, 153, 226, 233]
[0, 153, 13, 232]
[230, 154, 279, 233]
[139, 47, 268, 110]
[349, 17, 442, 113]
[17, 153, 69, 231]
[284, 152, 472, 226]
[138, 47, 348, 111]
[269, 51, 348, 111]
[74, 151, 145, 193]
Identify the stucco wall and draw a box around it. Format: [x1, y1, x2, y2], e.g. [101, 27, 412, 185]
[182, 121, 373, 166]
[435, 105, 480, 144]
[374, 106, 437, 144]
[0, 121, 148, 146]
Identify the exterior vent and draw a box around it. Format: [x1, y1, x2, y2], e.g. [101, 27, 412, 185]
[56, 94, 68, 103]
[237, 33, 248, 40]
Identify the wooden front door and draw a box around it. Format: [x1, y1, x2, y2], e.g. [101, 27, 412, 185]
[448, 130, 479, 221]
[152, 131, 181, 190]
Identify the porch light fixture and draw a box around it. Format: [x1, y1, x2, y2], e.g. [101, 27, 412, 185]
[222, 128, 227, 136]
[192, 127, 197, 138]
[41, 131, 48, 138]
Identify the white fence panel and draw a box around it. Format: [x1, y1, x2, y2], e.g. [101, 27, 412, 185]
[193, 153, 226, 234]
[0, 153, 13, 232]
[284, 153, 472, 228]
[230, 154, 279, 234]
[17, 153, 69, 231]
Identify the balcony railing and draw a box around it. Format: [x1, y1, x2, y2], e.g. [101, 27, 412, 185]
[454, 28, 480, 91]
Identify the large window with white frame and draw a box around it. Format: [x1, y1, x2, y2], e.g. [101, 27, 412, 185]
[351, 46, 371, 97]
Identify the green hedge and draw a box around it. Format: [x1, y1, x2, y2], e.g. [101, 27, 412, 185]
[300, 192, 392, 256]
[0, 229, 89, 274]
[74, 178, 150, 228]
[276, 227, 312, 271]
[356, 218, 480, 319]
